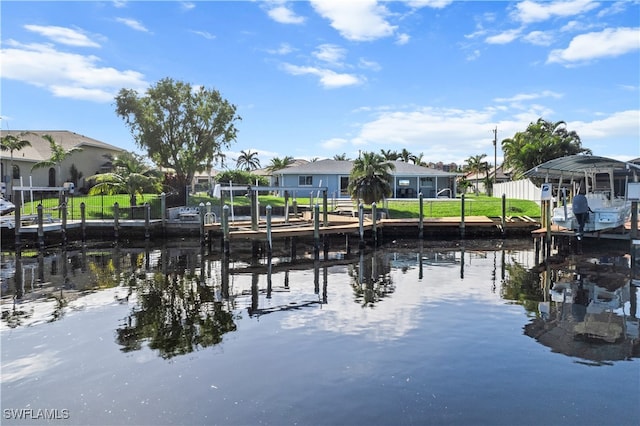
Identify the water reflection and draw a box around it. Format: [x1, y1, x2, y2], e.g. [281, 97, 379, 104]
[1, 239, 639, 364]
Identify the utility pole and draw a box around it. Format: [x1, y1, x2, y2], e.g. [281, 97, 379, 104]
[492, 126, 498, 190]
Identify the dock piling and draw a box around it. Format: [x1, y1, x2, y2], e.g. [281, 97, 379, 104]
[418, 193, 424, 239]
[37, 203, 44, 248]
[80, 202, 86, 242]
[459, 194, 466, 239]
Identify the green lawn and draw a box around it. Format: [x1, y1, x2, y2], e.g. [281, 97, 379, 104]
[21, 193, 541, 220]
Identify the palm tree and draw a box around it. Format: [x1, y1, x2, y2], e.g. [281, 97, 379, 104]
[87, 152, 162, 206]
[333, 153, 350, 161]
[266, 156, 294, 172]
[347, 151, 395, 204]
[235, 150, 261, 171]
[399, 148, 417, 164]
[31, 134, 82, 186]
[1, 132, 32, 197]
[502, 118, 591, 178]
[465, 154, 487, 196]
[379, 149, 399, 161]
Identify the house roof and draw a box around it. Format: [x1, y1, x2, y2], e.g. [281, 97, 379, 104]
[252, 158, 310, 176]
[277, 159, 460, 177]
[522, 155, 639, 179]
[1, 130, 125, 164]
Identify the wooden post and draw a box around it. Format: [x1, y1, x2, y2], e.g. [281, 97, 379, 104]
[358, 202, 365, 249]
[145, 203, 151, 239]
[61, 202, 67, 244]
[460, 194, 466, 238]
[313, 203, 320, 256]
[199, 202, 205, 245]
[631, 201, 638, 239]
[293, 199, 298, 218]
[322, 189, 328, 227]
[284, 191, 290, 224]
[13, 190, 21, 247]
[113, 202, 120, 240]
[501, 194, 506, 237]
[372, 202, 378, 246]
[37, 203, 44, 248]
[250, 187, 258, 231]
[222, 204, 230, 256]
[418, 192, 424, 239]
[80, 202, 86, 242]
[266, 205, 272, 255]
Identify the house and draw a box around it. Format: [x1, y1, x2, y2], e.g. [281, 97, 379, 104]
[273, 159, 461, 199]
[1, 130, 125, 194]
[462, 164, 512, 195]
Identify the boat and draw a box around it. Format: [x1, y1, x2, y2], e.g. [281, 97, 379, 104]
[551, 190, 631, 233]
[0, 197, 15, 215]
[524, 155, 638, 234]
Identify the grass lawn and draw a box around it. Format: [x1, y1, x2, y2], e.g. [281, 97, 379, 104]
[21, 193, 541, 220]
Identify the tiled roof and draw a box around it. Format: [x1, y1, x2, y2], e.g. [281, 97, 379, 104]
[0, 130, 125, 163]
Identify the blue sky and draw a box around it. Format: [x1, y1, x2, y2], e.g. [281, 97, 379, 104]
[1, 0, 639, 169]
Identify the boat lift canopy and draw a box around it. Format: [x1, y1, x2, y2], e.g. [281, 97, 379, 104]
[523, 155, 639, 180]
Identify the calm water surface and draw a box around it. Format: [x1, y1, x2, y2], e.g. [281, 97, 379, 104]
[1, 238, 638, 426]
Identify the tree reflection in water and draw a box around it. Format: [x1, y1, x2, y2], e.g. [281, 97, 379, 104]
[349, 251, 395, 308]
[115, 261, 237, 359]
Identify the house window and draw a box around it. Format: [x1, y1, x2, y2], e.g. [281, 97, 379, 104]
[12, 165, 20, 179]
[298, 176, 313, 186]
[420, 177, 434, 187]
[398, 179, 410, 186]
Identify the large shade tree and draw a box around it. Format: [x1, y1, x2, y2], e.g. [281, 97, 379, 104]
[502, 118, 591, 178]
[31, 134, 82, 186]
[347, 151, 395, 204]
[115, 78, 241, 203]
[1, 132, 32, 197]
[87, 152, 163, 206]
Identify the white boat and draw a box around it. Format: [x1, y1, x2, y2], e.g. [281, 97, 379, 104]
[0, 198, 15, 215]
[524, 155, 638, 235]
[552, 191, 632, 232]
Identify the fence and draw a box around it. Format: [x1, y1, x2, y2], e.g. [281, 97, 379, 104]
[17, 192, 164, 220]
[493, 179, 541, 205]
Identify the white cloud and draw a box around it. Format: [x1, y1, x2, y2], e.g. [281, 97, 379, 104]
[1, 41, 148, 102]
[511, 0, 600, 24]
[485, 28, 521, 45]
[523, 30, 554, 46]
[358, 58, 381, 71]
[24, 25, 101, 48]
[494, 91, 563, 104]
[547, 27, 640, 65]
[313, 44, 346, 66]
[310, 0, 396, 41]
[267, 5, 306, 24]
[191, 30, 216, 40]
[321, 137, 349, 150]
[267, 43, 295, 55]
[466, 49, 481, 61]
[115, 17, 149, 32]
[396, 33, 410, 45]
[181, 2, 196, 11]
[403, 0, 454, 8]
[281, 63, 363, 88]
[569, 110, 640, 141]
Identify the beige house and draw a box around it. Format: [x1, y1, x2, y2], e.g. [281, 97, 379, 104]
[1, 130, 125, 195]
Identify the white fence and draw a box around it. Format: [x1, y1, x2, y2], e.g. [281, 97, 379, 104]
[493, 179, 542, 204]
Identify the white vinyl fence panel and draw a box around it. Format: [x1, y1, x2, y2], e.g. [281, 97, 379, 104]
[493, 179, 542, 205]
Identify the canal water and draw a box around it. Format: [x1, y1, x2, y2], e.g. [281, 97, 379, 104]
[1, 238, 638, 425]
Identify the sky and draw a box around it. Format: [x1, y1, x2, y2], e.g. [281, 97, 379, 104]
[1, 0, 639, 170]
